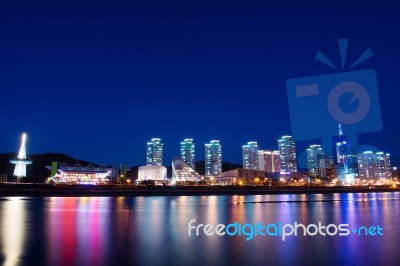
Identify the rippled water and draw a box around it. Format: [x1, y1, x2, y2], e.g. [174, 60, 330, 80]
[0, 192, 399, 266]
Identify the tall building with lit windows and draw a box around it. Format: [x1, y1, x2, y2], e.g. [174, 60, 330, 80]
[242, 141, 259, 170]
[258, 150, 280, 172]
[278, 136, 297, 173]
[205, 140, 222, 177]
[384, 153, 392, 178]
[358, 151, 392, 180]
[319, 156, 336, 180]
[146, 138, 163, 166]
[180, 138, 195, 169]
[333, 124, 348, 172]
[306, 144, 324, 177]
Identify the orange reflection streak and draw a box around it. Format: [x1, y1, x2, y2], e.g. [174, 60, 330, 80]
[206, 196, 218, 224]
[115, 197, 130, 249]
[232, 195, 246, 224]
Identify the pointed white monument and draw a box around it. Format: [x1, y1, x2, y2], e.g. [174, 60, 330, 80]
[9, 133, 32, 180]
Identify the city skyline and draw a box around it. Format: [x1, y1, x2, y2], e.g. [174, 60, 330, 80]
[5, 131, 399, 173]
[1, 1, 399, 168]
[3, 131, 397, 183]
[1, 2, 400, 266]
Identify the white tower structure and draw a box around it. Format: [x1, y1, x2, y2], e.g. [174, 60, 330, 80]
[9, 133, 32, 180]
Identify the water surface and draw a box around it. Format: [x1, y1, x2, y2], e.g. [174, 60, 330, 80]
[0, 192, 399, 266]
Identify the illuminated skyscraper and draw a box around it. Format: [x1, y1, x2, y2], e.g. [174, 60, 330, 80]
[306, 144, 324, 177]
[180, 138, 195, 169]
[319, 156, 336, 180]
[9, 132, 33, 180]
[205, 140, 222, 177]
[358, 151, 392, 180]
[385, 153, 392, 178]
[242, 141, 259, 170]
[278, 136, 297, 173]
[146, 138, 163, 166]
[377, 152, 392, 179]
[333, 124, 348, 171]
[258, 150, 280, 172]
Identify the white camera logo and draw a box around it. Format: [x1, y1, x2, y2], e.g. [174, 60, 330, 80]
[286, 39, 382, 159]
[327, 81, 371, 124]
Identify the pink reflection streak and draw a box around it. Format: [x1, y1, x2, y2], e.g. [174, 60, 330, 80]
[88, 199, 101, 265]
[46, 198, 111, 266]
[46, 198, 78, 266]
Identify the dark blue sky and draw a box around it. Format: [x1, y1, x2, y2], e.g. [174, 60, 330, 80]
[1, 0, 399, 167]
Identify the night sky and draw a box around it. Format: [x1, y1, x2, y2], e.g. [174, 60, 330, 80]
[1, 0, 399, 167]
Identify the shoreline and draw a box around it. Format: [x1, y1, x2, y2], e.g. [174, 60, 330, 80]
[0, 183, 398, 197]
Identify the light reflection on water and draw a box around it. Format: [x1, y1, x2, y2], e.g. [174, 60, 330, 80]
[0, 197, 26, 266]
[0, 192, 399, 266]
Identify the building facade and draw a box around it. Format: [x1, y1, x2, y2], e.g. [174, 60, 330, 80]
[146, 138, 163, 166]
[172, 157, 202, 183]
[216, 168, 268, 186]
[306, 144, 324, 177]
[319, 156, 336, 180]
[278, 136, 297, 173]
[334, 124, 348, 165]
[138, 165, 167, 182]
[258, 150, 281, 172]
[205, 140, 222, 177]
[47, 162, 116, 185]
[180, 138, 195, 169]
[242, 141, 259, 170]
[357, 151, 392, 180]
[384, 153, 392, 178]
[346, 154, 359, 176]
